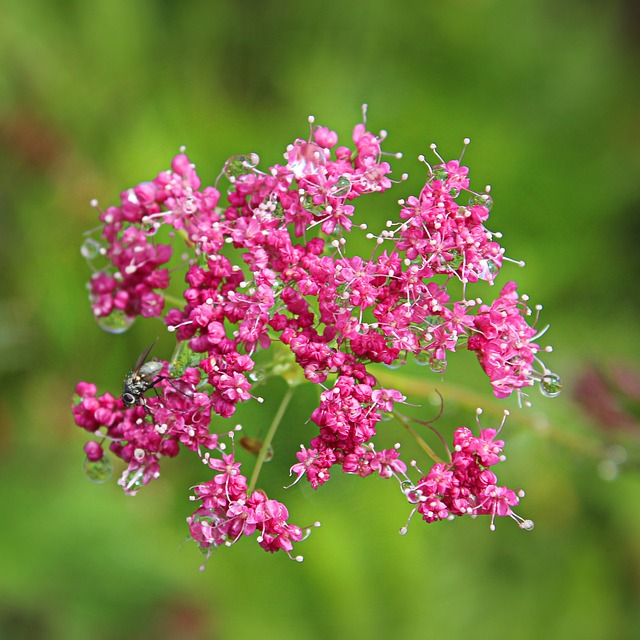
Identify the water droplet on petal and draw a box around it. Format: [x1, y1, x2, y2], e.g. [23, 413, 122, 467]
[402, 482, 422, 504]
[96, 309, 135, 334]
[223, 154, 259, 180]
[431, 167, 448, 182]
[468, 193, 493, 211]
[539, 373, 562, 398]
[120, 467, 145, 494]
[83, 455, 113, 483]
[478, 258, 500, 281]
[169, 340, 200, 376]
[328, 175, 352, 198]
[413, 352, 430, 367]
[301, 195, 325, 215]
[182, 196, 198, 214]
[286, 142, 326, 178]
[80, 238, 102, 260]
[445, 249, 464, 271]
[429, 357, 447, 374]
[141, 219, 161, 236]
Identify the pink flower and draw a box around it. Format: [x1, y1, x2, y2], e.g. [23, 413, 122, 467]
[405, 426, 527, 530]
[187, 457, 308, 560]
[74, 115, 553, 561]
[468, 281, 540, 398]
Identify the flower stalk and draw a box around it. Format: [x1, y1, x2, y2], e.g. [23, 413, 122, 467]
[248, 385, 295, 494]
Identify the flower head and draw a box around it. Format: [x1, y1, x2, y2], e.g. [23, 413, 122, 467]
[73, 112, 556, 564]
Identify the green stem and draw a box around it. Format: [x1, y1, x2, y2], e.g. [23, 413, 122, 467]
[164, 293, 185, 308]
[247, 386, 295, 494]
[393, 410, 446, 464]
[375, 368, 608, 461]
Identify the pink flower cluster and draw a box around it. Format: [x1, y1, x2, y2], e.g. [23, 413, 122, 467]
[72, 366, 217, 493]
[403, 426, 532, 531]
[188, 450, 312, 564]
[396, 159, 502, 284]
[288, 377, 408, 488]
[73, 113, 557, 561]
[87, 154, 220, 320]
[468, 281, 541, 398]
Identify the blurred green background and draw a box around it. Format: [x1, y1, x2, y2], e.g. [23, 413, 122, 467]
[1, 0, 639, 638]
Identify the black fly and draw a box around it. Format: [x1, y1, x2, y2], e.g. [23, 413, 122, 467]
[122, 338, 165, 407]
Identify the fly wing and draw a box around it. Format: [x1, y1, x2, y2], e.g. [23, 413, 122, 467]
[131, 337, 159, 375]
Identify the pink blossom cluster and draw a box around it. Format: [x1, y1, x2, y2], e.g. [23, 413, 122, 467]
[188, 450, 311, 563]
[73, 366, 217, 493]
[87, 154, 220, 320]
[396, 160, 502, 284]
[288, 377, 408, 488]
[468, 281, 541, 398]
[403, 426, 532, 531]
[73, 114, 558, 561]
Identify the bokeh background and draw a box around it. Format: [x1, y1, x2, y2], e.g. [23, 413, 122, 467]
[1, 0, 639, 638]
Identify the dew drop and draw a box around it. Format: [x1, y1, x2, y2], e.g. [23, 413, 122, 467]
[328, 175, 352, 198]
[169, 340, 200, 376]
[141, 218, 161, 236]
[429, 357, 447, 374]
[287, 142, 326, 177]
[182, 196, 198, 214]
[83, 455, 113, 484]
[445, 249, 464, 271]
[121, 467, 145, 493]
[96, 309, 135, 334]
[402, 481, 423, 505]
[468, 193, 494, 210]
[223, 154, 259, 180]
[539, 373, 562, 398]
[401, 480, 413, 494]
[413, 352, 430, 367]
[478, 258, 500, 281]
[431, 166, 448, 182]
[301, 195, 325, 215]
[80, 238, 102, 260]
